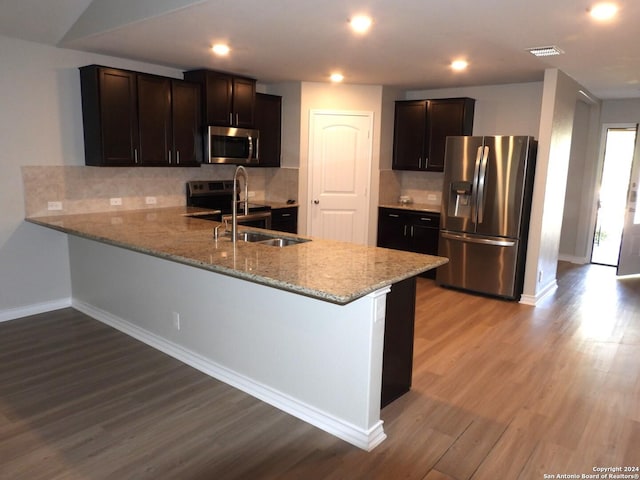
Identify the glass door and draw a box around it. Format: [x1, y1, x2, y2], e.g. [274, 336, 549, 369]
[617, 125, 640, 276]
[591, 125, 638, 266]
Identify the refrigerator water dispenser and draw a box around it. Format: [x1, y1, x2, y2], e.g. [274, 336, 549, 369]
[448, 181, 473, 218]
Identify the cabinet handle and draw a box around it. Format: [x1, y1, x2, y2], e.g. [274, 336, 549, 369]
[420, 217, 432, 222]
[418, 157, 422, 168]
[235, 113, 239, 125]
[229, 112, 233, 125]
[403, 225, 408, 236]
[388, 214, 399, 218]
[425, 156, 429, 167]
[134, 149, 138, 164]
[176, 151, 180, 165]
[411, 226, 415, 237]
[168, 150, 172, 164]
[281, 213, 291, 217]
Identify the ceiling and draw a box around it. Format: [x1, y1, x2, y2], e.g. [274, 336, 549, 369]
[2, 0, 639, 99]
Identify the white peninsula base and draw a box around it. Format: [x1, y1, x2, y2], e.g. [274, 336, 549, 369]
[68, 236, 389, 451]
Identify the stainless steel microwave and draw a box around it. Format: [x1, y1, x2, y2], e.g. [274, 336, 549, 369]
[206, 126, 260, 164]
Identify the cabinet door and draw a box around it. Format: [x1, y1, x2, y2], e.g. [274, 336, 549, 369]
[408, 213, 440, 278]
[377, 209, 410, 250]
[392, 101, 427, 170]
[232, 77, 256, 128]
[426, 98, 475, 172]
[204, 72, 233, 126]
[409, 216, 439, 254]
[172, 80, 202, 166]
[137, 75, 172, 166]
[271, 206, 298, 233]
[254, 93, 282, 167]
[83, 67, 138, 166]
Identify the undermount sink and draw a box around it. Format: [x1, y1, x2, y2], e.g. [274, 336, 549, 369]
[235, 231, 310, 247]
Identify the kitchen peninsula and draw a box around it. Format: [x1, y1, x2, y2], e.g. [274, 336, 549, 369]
[27, 207, 447, 450]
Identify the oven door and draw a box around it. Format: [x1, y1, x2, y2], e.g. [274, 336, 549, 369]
[207, 126, 260, 165]
[222, 211, 272, 229]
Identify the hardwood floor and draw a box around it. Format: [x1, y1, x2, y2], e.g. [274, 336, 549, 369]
[1, 262, 638, 479]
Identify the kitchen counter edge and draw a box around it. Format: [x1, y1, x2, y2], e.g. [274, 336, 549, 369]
[26, 207, 448, 305]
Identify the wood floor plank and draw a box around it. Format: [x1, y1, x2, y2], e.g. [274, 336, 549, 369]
[0, 262, 638, 479]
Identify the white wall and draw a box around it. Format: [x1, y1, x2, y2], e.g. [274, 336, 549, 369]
[559, 98, 640, 264]
[522, 69, 598, 303]
[298, 82, 384, 244]
[601, 99, 640, 123]
[389, 82, 544, 208]
[405, 82, 543, 137]
[0, 34, 183, 320]
[559, 99, 601, 263]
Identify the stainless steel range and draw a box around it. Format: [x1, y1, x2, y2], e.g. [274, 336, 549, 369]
[186, 180, 272, 229]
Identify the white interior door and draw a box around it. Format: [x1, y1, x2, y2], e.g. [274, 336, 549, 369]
[308, 110, 373, 245]
[617, 124, 640, 276]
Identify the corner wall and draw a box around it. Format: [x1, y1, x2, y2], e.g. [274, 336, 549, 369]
[298, 82, 384, 244]
[1, 35, 207, 321]
[522, 69, 598, 303]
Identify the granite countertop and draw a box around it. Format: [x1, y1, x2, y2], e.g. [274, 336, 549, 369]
[266, 201, 299, 209]
[26, 206, 447, 305]
[379, 203, 441, 214]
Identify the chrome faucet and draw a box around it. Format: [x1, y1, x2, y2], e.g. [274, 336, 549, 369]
[232, 165, 249, 240]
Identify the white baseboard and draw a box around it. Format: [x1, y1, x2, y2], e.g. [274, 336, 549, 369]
[519, 279, 558, 306]
[557, 254, 588, 264]
[72, 299, 386, 451]
[0, 297, 72, 323]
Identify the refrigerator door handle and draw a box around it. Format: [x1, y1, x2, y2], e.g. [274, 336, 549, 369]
[471, 146, 484, 224]
[476, 146, 490, 224]
[441, 231, 516, 247]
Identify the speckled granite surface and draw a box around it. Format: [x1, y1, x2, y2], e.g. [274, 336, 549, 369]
[378, 203, 441, 214]
[26, 207, 447, 305]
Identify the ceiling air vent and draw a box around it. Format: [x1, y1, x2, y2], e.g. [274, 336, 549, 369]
[526, 46, 564, 57]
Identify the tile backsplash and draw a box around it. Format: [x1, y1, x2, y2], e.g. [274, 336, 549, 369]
[22, 165, 299, 217]
[379, 170, 444, 207]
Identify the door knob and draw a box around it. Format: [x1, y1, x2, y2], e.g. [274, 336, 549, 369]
[313, 200, 320, 204]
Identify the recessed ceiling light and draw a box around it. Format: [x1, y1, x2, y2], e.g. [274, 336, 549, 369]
[526, 46, 564, 57]
[589, 2, 618, 20]
[330, 73, 344, 83]
[211, 44, 230, 56]
[451, 60, 468, 71]
[349, 15, 372, 34]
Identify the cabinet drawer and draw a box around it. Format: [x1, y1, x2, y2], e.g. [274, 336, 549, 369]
[271, 206, 298, 234]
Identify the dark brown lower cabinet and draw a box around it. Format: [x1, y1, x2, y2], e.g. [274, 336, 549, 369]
[270, 206, 298, 233]
[381, 276, 417, 408]
[377, 207, 440, 279]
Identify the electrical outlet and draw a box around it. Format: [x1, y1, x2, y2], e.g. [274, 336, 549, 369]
[110, 197, 122, 206]
[172, 311, 181, 331]
[427, 194, 437, 201]
[247, 191, 256, 198]
[47, 201, 63, 211]
[145, 196, 157, 205]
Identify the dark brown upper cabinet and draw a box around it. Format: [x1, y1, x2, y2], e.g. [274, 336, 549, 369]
[80, 66, 139, 166]
[169, 80, 202, 166]
[392, 97, 475, 172]
[79, 65, 201, 167]
[183, 69, 256, 128]
[253, 93, 282, 167]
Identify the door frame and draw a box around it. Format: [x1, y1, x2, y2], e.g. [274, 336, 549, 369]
[306, 109, 374, 244]
[616, 124, 640, 275]
[586, 123, 638, 265]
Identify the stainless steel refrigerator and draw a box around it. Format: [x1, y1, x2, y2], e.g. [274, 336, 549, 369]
[437, 136, 537, 300]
